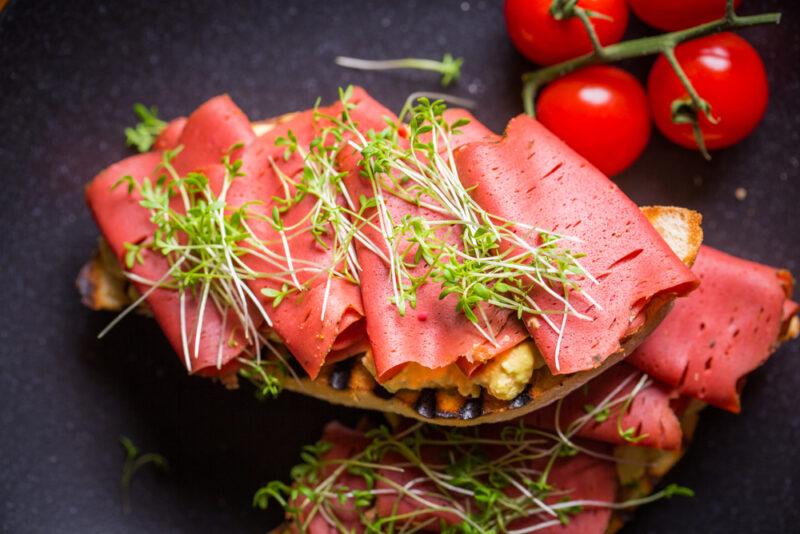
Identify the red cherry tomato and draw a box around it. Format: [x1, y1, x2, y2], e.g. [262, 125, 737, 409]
[647, 33, 768, 151]
[628, 0, 743, 32]
[505, 0, 629, 66]
[536, 66, 650, 176]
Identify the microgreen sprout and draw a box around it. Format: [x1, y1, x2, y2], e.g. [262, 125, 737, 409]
[125, 104, 167, 153]
[237, 356, 286, 400]
[584, 403, 610, 423]
[335, 54, 464, 87]
[119, 436, 168, 513]
[398, 91, 476, 123]
[255, 370, 690, 531]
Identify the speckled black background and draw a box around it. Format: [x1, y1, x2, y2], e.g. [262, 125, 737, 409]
[0, 0, 798, 532]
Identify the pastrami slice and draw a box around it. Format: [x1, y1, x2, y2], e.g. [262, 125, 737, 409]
[628, 245, 798, 412]
[228, 89, 393, 379]
[522, 363, 683, 450]
[340, 99, 528, 380]
[281, 421, 618, 534]
[454, 115, 699, 375]
[85, 152, 163, 262]
[85, 95, 257, 374]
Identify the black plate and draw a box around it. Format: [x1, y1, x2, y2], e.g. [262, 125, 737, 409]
[1, 1, 798, 532]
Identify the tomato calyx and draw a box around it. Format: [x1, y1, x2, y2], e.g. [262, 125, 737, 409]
[546, 0, 610, 59]
[548, 0, 580, 20]
[548, 0, 611, 22]
[662, 44, 721, 159]
[670, 97, 712, 160]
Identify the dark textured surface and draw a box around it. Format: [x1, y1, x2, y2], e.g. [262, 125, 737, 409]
[0, 0, 798, 532]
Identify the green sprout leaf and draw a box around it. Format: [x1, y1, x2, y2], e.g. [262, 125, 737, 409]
[584, 403, 611, 423]
[124, 104, 167, 153]
[119, 436, 168, 513]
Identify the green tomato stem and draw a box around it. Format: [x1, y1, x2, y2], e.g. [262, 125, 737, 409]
[691, 119, 712, 161]
[574, 7, 606, 57]
[661, 46, 715, 124]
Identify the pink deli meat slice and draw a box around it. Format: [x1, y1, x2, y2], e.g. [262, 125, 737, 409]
[628, 245, 798, 412]
[454, 115, 699, 375]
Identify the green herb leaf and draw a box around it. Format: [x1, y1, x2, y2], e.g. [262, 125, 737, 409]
[124, 104, 167, 153]
[119, 436, 168, 513]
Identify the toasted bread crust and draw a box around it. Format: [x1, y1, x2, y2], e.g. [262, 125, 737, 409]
[640, 205, 703, 266]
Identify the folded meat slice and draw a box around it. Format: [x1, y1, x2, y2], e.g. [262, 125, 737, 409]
[172, 95, 255, 174]
[153, 117, 187, 151]
[86, 152, 162, 261]
[509, 450, 617, 534]
[218, 88, 395, 379]
[280, 422, 369, 534]
[522, 363, 682, 450]
[280, 421, 618, 534]
[373, 445, 617, 534]
[628, 245, 799, 412]
[339, 99, 528, 381]
[454, 115, 699, 374]
[85, 95, 255, 374]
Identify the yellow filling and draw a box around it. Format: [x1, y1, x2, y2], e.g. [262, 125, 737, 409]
[473, 342, 542, 401]
[363, 341, 542, 400]
[362, 354, 480, 397]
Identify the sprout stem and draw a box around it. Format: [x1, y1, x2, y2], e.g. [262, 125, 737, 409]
[335, 54, 464, 87]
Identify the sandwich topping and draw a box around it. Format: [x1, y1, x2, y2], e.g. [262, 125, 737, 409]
[85, 87, 699, 402]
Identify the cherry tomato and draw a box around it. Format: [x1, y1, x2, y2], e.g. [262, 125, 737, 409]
[628, 0, 743, 32]
[505, 0, 629, 66]
[536, 66, 650, 176]
[647, 33, 768, 151]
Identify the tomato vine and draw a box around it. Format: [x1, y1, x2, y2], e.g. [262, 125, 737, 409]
[522, 0, 779, 156]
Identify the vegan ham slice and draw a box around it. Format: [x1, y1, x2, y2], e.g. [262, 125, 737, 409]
[153, 117, 187, 151]
[339, 96, 528, 381]
[171, 95, 255, 174]
[508, 450, 617, 534]
[85, 154, 248, 374]
[454, 115, 699, 374]
[628, 245, 799, 412]
[521, 363, 683, 450]
[86, 95, 256, 374]
[86, 152, 245, 372]
[86, 90, 394, 378]
[281, 421, 618, 534]
[230, 88, 393, 379]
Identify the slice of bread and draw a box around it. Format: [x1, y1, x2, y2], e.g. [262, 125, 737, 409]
[79, 196, 703, 425]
